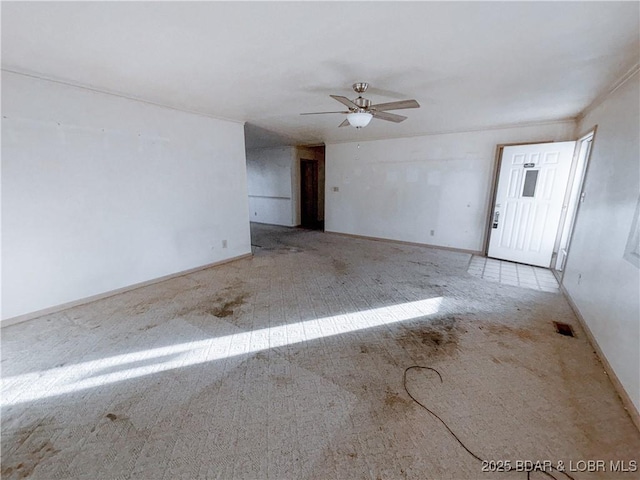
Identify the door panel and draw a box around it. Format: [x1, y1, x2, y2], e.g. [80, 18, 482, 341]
[300, 160, 319, 229]
[488, 141, 576, 267]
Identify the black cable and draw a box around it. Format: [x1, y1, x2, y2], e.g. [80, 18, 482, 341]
[403, 365, 576, 480]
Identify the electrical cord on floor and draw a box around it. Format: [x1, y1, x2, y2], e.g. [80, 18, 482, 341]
[403, 366, 577, 480]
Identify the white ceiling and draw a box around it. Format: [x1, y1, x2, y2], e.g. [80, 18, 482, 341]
[2, 2, 638, 147]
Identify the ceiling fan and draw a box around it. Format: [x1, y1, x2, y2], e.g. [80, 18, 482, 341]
[301, 82, 420, 128]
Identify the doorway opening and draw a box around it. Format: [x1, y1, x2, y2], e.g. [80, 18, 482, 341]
[299, 146, 325, 230]
[485, 133, 597, 273]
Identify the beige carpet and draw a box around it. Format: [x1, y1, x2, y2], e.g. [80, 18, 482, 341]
[2, 223, 638, 479]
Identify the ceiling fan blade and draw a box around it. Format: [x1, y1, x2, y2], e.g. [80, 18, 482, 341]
[300, 112, 349, 115]
[370, 99, 420, 111]
[372, 111, 407, 123]
[338, 119, 350, 127]
[330, 95, 358, 109]
[300, 111, 349, 115]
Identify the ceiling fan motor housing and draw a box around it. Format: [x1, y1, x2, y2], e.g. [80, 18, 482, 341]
[354, 96, 371, 110]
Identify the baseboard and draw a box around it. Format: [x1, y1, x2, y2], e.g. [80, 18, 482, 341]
[559, 284, 640, 431]
[249, 221, 298, 228]
[1, 253, 253, 328]
[324, 230, 482, 256]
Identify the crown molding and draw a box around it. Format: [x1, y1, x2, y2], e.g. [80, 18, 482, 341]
[577, 62, 640, 122]
[324, 118, 577, 146]
[1, 67, 245, 125]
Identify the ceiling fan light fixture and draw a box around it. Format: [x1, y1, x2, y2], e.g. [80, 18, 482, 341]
[347, 112, 373, 128]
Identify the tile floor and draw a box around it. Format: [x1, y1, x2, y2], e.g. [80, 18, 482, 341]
[1, 224, 638, 479]
[467, 256, 559, 292]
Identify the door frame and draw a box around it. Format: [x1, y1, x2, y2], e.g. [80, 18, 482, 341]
[482, 140, 554, 255]
[554, 126, 598, 283]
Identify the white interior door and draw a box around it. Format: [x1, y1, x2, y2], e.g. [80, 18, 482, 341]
[488, 141, 576, 267]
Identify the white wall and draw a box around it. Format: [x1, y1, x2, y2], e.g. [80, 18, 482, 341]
[325, 122, 575, 251]
[2, 72, 251, 321]
[246, 146, 297, 226]
[563, 71, 640, 413]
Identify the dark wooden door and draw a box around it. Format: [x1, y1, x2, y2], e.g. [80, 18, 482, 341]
[300, 160, 319, 229]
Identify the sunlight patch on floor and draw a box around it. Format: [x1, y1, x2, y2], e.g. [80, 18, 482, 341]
[1, 297, 442, 406]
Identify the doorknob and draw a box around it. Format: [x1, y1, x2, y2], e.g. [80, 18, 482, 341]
[492, 211, 500, 229]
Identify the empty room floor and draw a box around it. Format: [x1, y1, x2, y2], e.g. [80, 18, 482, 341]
[2, 223, 638, 480]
